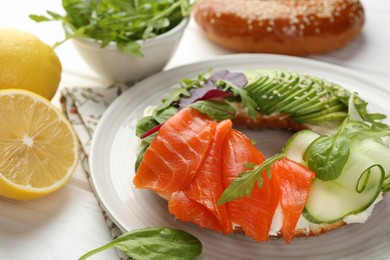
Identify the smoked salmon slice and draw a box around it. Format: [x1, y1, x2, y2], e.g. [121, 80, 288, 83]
[133, 107, 216, 198]
[222, 129, 279, 241]
[134, 106, 314, 243]
[169, 191, 225, 233]
[185, 120, 233, 234]
[271, 158, 315, 244]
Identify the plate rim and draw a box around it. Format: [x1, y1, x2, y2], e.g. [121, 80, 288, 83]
[88, 53, 390, 258]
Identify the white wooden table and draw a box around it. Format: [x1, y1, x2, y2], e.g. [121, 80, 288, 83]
[1, 1, 389, 259]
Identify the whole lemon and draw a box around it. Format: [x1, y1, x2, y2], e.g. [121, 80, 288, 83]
[0, 28, 61, 100]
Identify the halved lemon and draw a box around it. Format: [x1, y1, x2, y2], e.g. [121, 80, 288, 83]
[0, 89, 79, 200]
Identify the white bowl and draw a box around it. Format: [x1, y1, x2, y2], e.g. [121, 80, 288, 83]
[69, 18, 189, 83]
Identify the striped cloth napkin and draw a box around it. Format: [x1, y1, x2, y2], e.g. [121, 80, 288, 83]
[60, 85, 130, 259]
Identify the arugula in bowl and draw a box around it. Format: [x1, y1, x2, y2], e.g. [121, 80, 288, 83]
[30, 0, 192, 57]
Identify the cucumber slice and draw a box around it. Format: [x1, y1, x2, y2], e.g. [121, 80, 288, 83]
[303, 149, 385, 224]
[283, 129, 386, 224]
[351, 138, 390, 181]
[283, 130, 320, 164]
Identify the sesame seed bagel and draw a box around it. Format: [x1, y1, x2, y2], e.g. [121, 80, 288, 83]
[193, 0, 365, 55]
[135, 68, 387, 242]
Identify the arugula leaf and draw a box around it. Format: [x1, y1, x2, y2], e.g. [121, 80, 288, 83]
[218, 154, 285, 205]
[216, 79, 258, 122]
[304, 118, 351, 181]
[117, 41, 143, 58]
[347, 92, 388, 130]
[79, 227, 202, 260]
[189, 100, 236, 121]
[156, 87, 191, 113]
[30, 0, 191, 57]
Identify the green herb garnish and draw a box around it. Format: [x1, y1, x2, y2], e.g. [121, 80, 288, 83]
[304, 117, 351, 181]
[215, 79, 258, 122]
[218, 154, 285, 205]
[30, 0, 192, 57]
[79, 227, 202, 260]
[189, 100, 236, 121]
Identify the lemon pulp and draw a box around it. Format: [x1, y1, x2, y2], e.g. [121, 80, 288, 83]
[0, 89, 79, 200]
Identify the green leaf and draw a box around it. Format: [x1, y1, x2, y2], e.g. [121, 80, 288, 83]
[346, 92, 388, 127]
[135, 144, 148, 171]
[216, 79, 258, 122]
[117, 41, 143, 57]
[152, 106, 179, 124]
[305, 118, 350, 181]
[30, 0, 192, 56]
[218, 154, 284, 205]
[155, 87, 191, 114]
[189, 100, 236, 121]
[218, 170, 258, 205]
[29, 14, 52, 22]
[135, 116, 159, 143]
[78, 227, 202, 260]
[135, 116, 158, 137]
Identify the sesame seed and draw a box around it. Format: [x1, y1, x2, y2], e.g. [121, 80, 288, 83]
[206, 0, 362, 36]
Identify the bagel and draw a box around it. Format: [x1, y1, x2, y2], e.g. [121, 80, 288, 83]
[193, 0, 365, 55]
[133, 68, 389, 243]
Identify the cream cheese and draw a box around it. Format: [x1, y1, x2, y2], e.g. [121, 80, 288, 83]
[268, 192, 384, 236]
[343, 193, 383, 224]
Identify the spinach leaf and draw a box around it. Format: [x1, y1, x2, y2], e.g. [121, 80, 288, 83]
[152, 106, 179, 124]
[79, 227, 202, 260]
[135, 145, 148, 172]
[189, 100, 236, 121]
[135, 116, 159, 138]
[304, 118, 350, 181]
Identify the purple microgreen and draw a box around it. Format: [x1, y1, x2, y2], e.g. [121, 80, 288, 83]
[178, 84, 216, 109]
[143, 70, 250, 139]
[179, 70, 248, 109]
[207, 70, 248, 89]
[179, 87, 232, 109]
[201, 89, 232, 100]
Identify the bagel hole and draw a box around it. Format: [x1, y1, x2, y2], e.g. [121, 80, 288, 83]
[236, 127, 294, 158]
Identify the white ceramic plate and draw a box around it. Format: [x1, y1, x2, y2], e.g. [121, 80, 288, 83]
[89, 54, 390, 260]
